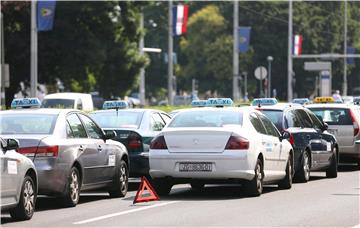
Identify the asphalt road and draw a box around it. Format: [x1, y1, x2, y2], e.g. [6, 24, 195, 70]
[2, 165, 359, 227]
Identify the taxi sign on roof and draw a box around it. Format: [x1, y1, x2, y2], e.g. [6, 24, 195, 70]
[353, 97, 360, 105]
[292, 98, 310, 105]
[103, 100, 129, 110]
[191, 100, 207, 107]
[206, 98, 233, 107]
[11, 98, 41, 109]
[313, 96, 335, 104]
[252, 98, 278, 106]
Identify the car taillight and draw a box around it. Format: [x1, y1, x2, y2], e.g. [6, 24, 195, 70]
[350, 110, 359, 136]
[284, 130, 295, 145]
[150, 136, 168, 149]
[225, 136, 249, 150]
[18, 145, 59, 157]
[128, 134, 142, 150]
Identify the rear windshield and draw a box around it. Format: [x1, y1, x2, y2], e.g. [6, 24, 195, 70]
[260, 110, 283, 130]
[42, 99, 75, 109]
[90, 111, 143, 129]
[308, 108, 352, 125]
[168, 110, 243, 128]
[0, 114, 57, 134]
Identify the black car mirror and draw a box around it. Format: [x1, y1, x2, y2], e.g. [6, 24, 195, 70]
[5, 139, 19, 151]
[103, 130, 117, 141]
[321, 123, 329, 132]
[280, 131, 291, 141]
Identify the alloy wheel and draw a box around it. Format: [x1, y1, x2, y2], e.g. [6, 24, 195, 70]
[23, 180, 35, 215]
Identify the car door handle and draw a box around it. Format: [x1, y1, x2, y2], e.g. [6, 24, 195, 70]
[79, 145, 84, 152]
[98, 145, 102, 152]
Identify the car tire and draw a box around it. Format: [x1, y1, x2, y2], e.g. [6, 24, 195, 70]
[109, 160, 129, 198]
[62, 167, 81, 207]
[190, 182, 205, 191]
[9, 175, 36, 221]
[295, 151, 311, 183]
[326, 152, 338, 178]
[152, 178, 172, 196]
[278, 153, 293, 190]
[244, 159, 263, 197]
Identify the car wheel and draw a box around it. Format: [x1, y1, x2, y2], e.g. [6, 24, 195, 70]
[190, 182, 205, 191]
[152, 178, 172, 196]
[296, 151, 310, 183]
[9, 175, 36, 221]
[62, 167, 80, 207]
[326, 151, 338, 178]
[109, 160, 129, 198]
[278, 153, 293, 190]
[244, 159, 263, 197]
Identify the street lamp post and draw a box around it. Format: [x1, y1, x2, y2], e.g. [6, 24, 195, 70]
[267, 56, 273, 97]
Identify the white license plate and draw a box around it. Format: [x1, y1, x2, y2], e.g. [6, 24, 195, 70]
[179, 162, 212, 172]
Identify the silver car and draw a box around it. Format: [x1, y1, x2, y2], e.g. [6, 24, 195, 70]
[306, 103, 360, 167]
[0, 108, 129, 207]
[1, 138, 38, 220]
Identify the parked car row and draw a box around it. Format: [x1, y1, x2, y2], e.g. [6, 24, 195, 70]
[1, 96, 359, 221]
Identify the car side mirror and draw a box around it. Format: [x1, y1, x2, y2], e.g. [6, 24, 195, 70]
[103, 130, 116, 141]
[5, 139, 19, 151]
[321, 123, 328, 132]
[280, 131, 291, 141]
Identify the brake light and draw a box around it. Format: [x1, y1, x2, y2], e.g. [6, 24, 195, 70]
[150, 136, 168, 149]
[18, 145, 59, 157]
[127, 133, 142, 150]
[350, 110, 359, 136]
[225, 136, 249, 150]
[284, 130, 295, 145]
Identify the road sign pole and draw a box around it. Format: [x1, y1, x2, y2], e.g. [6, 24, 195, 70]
[342, 0, 348, 96]
[233, 0, 239, 101]
[287, 0, 293, 102]
[30, 0, 38, 98]
[168, 0, 173, 105]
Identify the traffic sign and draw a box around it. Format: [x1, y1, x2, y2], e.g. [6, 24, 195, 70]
[254, 66, 267, 80]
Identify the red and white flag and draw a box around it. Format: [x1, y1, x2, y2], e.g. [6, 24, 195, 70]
[173, 5, 189, 36]
[293, 34, 303, 56]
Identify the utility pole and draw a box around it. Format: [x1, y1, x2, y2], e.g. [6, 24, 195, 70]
[168, 0, 174, 105]
[342, 0, 348, 96]
[233, 0, 239, 101]
[287, 0, 293, 101]
[30, 0, 38, 97]
[139, 12, 145, 106]
[1, 12, 4, 108]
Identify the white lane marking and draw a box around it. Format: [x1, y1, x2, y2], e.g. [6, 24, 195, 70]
[73, 201, 179, 225]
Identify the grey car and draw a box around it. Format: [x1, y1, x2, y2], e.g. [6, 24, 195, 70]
[0, 108, 129, 207]
[1, 138, 38, 220]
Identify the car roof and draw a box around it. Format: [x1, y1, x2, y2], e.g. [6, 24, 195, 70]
[90, 108, 165, 114]
[305, 103, 354, 109]
[0, 108, 77, 115]
[44, 92, 91, 99]
[256, 103, 304, 111]
[174, 106, 255, 113]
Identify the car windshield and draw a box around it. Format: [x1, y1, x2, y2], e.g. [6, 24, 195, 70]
[90, 111, 143, 129]
[42, 99, 75, 109]
[0, 113, 57, 135]
[260, 110, 283, 130]
[168, 110, 243, 128]
[308, 108, 352, 125]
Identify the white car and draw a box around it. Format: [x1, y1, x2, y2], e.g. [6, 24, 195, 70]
[149, 105, 294, 197]
[41, 92, 94, 111]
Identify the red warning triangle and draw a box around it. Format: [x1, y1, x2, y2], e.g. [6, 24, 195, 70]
[133, 176, 160, 204]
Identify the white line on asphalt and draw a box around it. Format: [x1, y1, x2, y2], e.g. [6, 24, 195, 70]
[73, 201, 179, 225]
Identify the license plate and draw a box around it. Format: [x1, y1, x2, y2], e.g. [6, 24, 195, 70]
[179, 162, 212, 172]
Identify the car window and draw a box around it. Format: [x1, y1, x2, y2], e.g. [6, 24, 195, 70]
[66, 114, 87, 138]
[77, 99, 83, 110]
[160, 113, 172, 124]
[66, 121, 74, 138]
[260, 110, 284, 131]
[41, 99, 75, 109]
[249, 112, 267, 135]
[168, 110, 243, 128]
[307, 110, 323, 130]
[285, 110, 302, 128]
[258, 114, 280, 137]
[151, 113, 166, 131]
[78, 114, 103, 139]
[0, 114, 57, 135]
[308, 108, 353, 125]
[90, 111, 143, 129]
[296, 109, 313, 128]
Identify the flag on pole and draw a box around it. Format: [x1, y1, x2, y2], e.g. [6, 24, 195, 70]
[238, 27, 251, 53]
[293, 34, 303, 56]
[37, 0, 56, 31]
[172, 4, 189, 36]
[347, 47, 355, 65]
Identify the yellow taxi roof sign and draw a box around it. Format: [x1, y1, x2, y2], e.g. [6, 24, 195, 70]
[313, 96, 335, 103]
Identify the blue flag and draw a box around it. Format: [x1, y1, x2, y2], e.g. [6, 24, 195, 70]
[238, 27, 251, 53]
[37, 0, 56, 31]
[347, 47, 355, 65]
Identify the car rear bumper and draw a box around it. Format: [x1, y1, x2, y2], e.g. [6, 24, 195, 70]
[339, 144, 360, 159]
[129, 152, 149, 177]
[149, 150, 255, 181]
